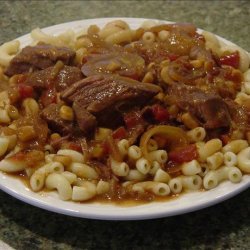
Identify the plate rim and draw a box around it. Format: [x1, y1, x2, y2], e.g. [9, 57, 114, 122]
[0, 17, 249, 220]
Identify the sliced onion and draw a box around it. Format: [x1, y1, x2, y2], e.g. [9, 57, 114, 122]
[140, 125, 188, 162]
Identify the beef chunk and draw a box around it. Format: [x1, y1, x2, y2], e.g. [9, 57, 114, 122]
[24, 65, 82, 91]
[127, 124, 146, 145]
[169, 83, 231, 129]
[81, 50, 145, 80]
[72, 101, 97, 133]
[198, 97, 230, 129]
[5, 44, 75, 77]
[41, 103, 73, 135]
[61, 75, 161, 133]
[54, 66, 83, 91]
[225, 99, 250, 130]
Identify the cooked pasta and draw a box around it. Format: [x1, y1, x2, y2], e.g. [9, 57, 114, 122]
[168, 178, 182, 194]
[30, 162, 64, 191]
[45, 173, 72, 200]
[135, 157, 151, 174]
[198, 139, 223, 162]
[207, 152, 224, 170]
[61, 171, 77, 184]
[57, 149, 84, 163]
[0, 158, 26, 173]
[0, 40, 20, 66]
[72, 181, 96, 201]
[181, 160, 201, 176]
[125, 169, 146, 181]
[202, 30, 221, 55]
[110, 158, 129, 176]
[203, 166, 242, 190]
[153, 168, 171, 183]
[96, 180, 110, 195]
[70, 162, 98, 179]
[117, 139, 129, 157]
[222, 140, 248, 154]
[132, 181, 170, 196]
[224, 152, 237, 167]
[179, 175, 202, 191]
[128, 145, 142, 160]
[237, 147, 250, 173]
[186, 127, 206, 143]
[0, 137, 10, 157]
[148, 150, 168, 163]
[148, 161, 161, 175]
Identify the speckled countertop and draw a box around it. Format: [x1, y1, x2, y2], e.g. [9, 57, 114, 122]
[0, 1, 249, 249]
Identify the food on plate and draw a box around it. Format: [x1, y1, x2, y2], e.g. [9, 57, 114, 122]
[0, 19, 249, 203]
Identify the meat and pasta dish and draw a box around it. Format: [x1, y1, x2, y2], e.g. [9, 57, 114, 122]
[0, 20, 249, 203]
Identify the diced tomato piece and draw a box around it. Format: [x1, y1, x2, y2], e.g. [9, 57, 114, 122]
[220, 52, 240, 69]
[153, 135, 168, 148]
[40, 89, 57, 107]
[152, 105, 169, 122]
[168, 144, 198, 163]
[224, 67, 243, 83]
[101, 141, 110, 155]
[220, 134, 230, 145]
[18, 84, 33, 99]
[68, 142, 82, 152]
[124, 112, 141, 129]
[168, 53, 179, 61]
[112, 127, 127, 140]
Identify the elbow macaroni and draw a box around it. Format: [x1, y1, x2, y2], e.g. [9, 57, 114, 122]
[203, 166, 242, 189]
[72, 181, 96, 201]
[198, 139, 222, 162]
[132, 181, 170, 196]
[0, 40, 20, 66]
[45, 173, 72, 200]
[110, 158, 129, 176]
[237, 147, 250, 173]
[181, 160, 201, 176]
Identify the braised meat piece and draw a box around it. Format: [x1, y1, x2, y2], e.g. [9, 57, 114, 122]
[225, 99, 250, 130]
[72, 101, 97, 133]
[81, 50, 145, 80]
[169, 83, 231, 129]
[41, 103, 73, 135]
[24, 65, 82, 91]
[61, 75, 161, 133]
[5, 44, 75, 77]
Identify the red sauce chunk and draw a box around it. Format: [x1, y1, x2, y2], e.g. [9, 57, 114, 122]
[168, 144, 198, 163]
[151, 105, 169, 122]
[220, 51, 240, 69]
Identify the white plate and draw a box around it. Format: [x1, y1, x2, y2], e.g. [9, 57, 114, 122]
[0, 18, 249, 220]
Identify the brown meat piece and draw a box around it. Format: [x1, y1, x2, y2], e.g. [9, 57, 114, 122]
[61, 75, 161, 133]
[41, 103, 73, 135]
[5, 44, 75, 77]
[24, 65, 82, 91]
[169, 83, 231, 129]
[72, 101, 97, 133]
[81, 50, 145, 80]
[127, 124, 146, 145]
[225, 99, 250, 130]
